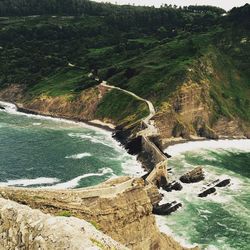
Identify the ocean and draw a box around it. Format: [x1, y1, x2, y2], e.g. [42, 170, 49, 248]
[157, 140, 250, 250]
[0, 101, 144, 189]
[1, 100, 249, 249]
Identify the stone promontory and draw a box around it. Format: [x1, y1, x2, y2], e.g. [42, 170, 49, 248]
[0, 177, 198, 250]
[0, 198, 127, 250]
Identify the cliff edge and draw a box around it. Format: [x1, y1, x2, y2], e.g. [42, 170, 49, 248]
[0, 177, 198, 250]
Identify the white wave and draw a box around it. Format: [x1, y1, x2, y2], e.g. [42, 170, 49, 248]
[165, 139, 250, 156]
[32, 122, 41, 126]
[68, 132, 145, 176]
[0, 101, 17, 113]
[65, 152, 92, 159]
[48, 168, 113, 189]
[155, 215, 198, 249]
[0, 177, 60, 187]
[121, 157, 146, 177]
[68, 132, 113, 148]
[0, 101, 112, 133]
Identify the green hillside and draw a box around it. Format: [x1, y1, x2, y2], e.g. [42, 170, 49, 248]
[0, 1, 249, 131]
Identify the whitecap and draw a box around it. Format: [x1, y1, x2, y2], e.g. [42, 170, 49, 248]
[65, 153, 92, 159]
[68, 132, 114, 148]
[165, 139, 250, 157]
[47, 168, 113, 189]
[0, 101, 111, 132]
[155, 215, 198, 249]
[0, 177, 60, 187]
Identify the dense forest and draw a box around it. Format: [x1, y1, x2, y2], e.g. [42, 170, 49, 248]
[0, 1, 249, 125]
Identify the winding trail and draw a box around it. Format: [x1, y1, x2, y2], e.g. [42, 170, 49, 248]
[100, 81, 157, 135]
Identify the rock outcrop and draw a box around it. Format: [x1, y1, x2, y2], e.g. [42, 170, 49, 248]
[0, 198, 127, 250]
[153, 202, 182, 216]
[180, 167, 205, 183]
[198, 187, 216, 197]
[215, 179, 231, 187]
[0, 177, 195, 250]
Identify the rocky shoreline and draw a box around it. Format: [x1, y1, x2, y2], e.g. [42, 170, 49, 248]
[0, 98, 247, 249]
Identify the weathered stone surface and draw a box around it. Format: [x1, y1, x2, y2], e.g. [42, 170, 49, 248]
[163, 181, 183, 192]
[198, 187, 216, 197]
[180, 167, 205, 183]
[0, 198, 127, 250]
[0, 177, 194, 250]
[153, 201, 182, 215]
[215, 179, 231, 187]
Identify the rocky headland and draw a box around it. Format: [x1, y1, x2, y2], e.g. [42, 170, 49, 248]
[0, 78, 247, 250]
[0, 177, 198, 250]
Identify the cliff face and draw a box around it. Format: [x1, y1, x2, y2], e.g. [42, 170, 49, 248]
[0, 177, 195, 250]
[154, 50, 250, 143]
[154, 81, 213, 141]
[0, 198, 127, 250]
[0, 84, 110, 122]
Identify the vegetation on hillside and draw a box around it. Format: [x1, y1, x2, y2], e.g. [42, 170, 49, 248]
[0, 1, 249, 125]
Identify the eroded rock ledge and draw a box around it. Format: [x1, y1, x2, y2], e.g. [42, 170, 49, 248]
[0, 198, 127, 250]
[0, 177, 198, 250]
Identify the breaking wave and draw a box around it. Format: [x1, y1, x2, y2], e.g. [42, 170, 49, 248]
[65, 152, 92, 159]
[165, 139, 250, 157]
[0, 177, 60, 187]
[47, 168, 113, 189]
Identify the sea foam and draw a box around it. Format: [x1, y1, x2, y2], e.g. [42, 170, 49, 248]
[65, 152, 92, 159]
[0, 177, 60, 187]
[165, 139, 250, 157]
[47, 168, 113, 189]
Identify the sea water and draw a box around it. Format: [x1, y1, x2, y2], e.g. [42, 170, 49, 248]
[157, 140, 250, 250]
[0, 101, 144, 189]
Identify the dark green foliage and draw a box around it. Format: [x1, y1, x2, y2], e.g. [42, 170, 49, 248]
[95, 89, 149, 124]
[0, 2, 248, 124]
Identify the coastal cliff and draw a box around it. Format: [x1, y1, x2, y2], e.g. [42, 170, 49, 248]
[0, 198, 127, 250]
[0, 177, 197, 250]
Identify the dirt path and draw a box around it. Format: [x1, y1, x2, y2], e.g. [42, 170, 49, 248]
[100, 81, 157, 134]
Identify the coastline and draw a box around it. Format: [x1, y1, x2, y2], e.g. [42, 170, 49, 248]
[0, 99, 146, 180]
[0, 99, 115, 132]
[2, 99, 250, 250]
[164, 138, 250, 157]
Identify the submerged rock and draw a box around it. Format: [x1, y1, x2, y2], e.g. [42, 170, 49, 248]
[163, 181, 183, 192]
[215, 179, 231, 187]
[198, 187, 216, 197]
[153, 201, 182, 215]
[180, 167, 205, 183]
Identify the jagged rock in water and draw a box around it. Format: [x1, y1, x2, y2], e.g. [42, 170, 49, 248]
[163, 181, 183, 192]
[153, 201, 182, 215]
[180, 167, 205, 183]
[198, 187, 216, 197]
[207, 179, 220, 187]
[164, 152, 172, 158]
[124, 136, 142, 155]
[215, 179, 231, 187]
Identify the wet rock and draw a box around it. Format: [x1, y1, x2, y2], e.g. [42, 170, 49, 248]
[164, 152, 172, 158]
[163, 181, 183, 192]
[0, 106, 5, 110]
[153, 201, 182, 215]
[141, 171, 150, 180]
[198, 187, 216, 197]
[180, 167, 205, 183]
[215, 179, 231, 187]
[207, 179, 220, 187]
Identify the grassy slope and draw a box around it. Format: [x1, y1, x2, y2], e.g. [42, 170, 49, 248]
[95, 89, 149, 124]
[0, 6, 249, 128]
